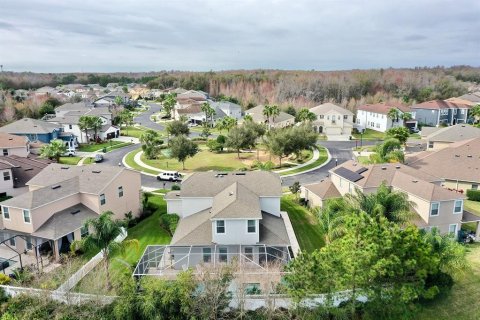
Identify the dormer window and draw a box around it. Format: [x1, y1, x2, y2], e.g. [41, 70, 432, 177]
[216, 220, 225, 234]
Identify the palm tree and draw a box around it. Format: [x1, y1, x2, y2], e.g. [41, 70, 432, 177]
[369, 138, 405, 163]
[78, 115, 93, 143]
[263, 105, 279, 129]
[201, 102, 216, 127]
[72, 211, 139, 291]
[314, 198, 347, 245]
[345, 183, 414, 224]
[401, 112, 412, 123]
[296, 108, 317, 122]
[387, 108, 401, 123]
[470, 104, 480, 124]
[39, 139, 67, 162]
[243, 114, 253, 122]
[90, 116, 103, 142]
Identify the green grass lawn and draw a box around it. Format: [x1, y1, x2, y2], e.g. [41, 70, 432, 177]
[281, 195, 324, 253]
[279, 147, 328, 176]
[356, 155, 371, 164]
[58, 156, 82, 165]
[120, 125, 153, 139]
[416, 243, 480, 320]
[465, 200, 480, 215]
[78, 141, 124, 152]
[124, 148, 160, 175]
[353, 129, 386, 140]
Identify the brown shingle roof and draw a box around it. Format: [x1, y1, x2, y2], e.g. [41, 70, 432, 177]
[0, 133, 28, 148]
[411, 100, 471, 110]
[357, 102, 410, 114]
[303, 179, 341, 199]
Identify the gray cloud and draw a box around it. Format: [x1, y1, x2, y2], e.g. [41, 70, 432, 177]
[0, 0, 479, 72]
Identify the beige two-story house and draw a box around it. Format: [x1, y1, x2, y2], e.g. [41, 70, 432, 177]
[0, 164, 141, 259]
[301, 161, 478, 237]
[309, 103, 354, 141]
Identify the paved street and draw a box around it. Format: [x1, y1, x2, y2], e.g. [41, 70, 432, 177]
[97, 104, 381, 189]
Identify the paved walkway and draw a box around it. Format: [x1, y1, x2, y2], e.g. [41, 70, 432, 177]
[274, 148, 320, 174]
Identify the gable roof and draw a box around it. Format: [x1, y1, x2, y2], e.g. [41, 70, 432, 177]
[310, 103, 353, 116]
[411, 100, 471, 110]
[0, 118, 61, 135]
[0, 133, 28, 148]
[0, 155, 52, 188]
[246, 105, 295, 124]
[357, 102, 410, 114]
[407, 137, 480, 184]
[425, 124, 480, 142]
[178, 171, 282, 198]
[457, 92, 480, 103]
[55, 102, 90, 112]
[303, 179, 341, 199]
[26, 163, 128, 194]
[211, 182, 262, 219]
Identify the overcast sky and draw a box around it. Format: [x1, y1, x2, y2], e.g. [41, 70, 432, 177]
[0, 0, 479, 72]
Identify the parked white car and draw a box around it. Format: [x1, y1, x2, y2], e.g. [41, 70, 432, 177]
[64, 150, 76, 157]
[157, 171, 181, 181]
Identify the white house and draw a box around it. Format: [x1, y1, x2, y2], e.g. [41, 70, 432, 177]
[355, 102, 415, 133]
[309, 103, 354, 141]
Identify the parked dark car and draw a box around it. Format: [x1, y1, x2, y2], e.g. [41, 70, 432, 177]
[94, 154, 104, 163]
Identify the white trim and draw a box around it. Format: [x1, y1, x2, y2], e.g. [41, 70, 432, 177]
[430, 202, 440, 217]
[2, 206, 10, 220]
[448, 223, 458, 235]
[215, 220, 225, 234]
[453, 199, 463, 214]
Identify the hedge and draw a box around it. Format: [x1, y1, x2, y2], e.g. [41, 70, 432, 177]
[467, 189, 480, 201]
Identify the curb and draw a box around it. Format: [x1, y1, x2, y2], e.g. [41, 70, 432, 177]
[122, 152, 158, 177]
[280, 147, 332, 178]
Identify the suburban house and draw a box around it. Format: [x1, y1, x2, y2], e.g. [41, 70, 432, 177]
[176, 90, 208, 104]
[355, 102, 415, 132]
[0, 155, 51, 197]
[0, 164, 141, 260]
[406, 137, 480, 193]
[0, 133, 30, 157]
[173, 100, 243, 124]
[411, 100, 471, 127]
[309, 103, 354, 140]
[420, 124, 480, 151]
[94, 91, 130, 108]
[457, 92, 480, 105]
[47, 102, 119, 142]
[245, 105, 295, 128]
[301, 161, 478, 237]
[0, 118, 77, 151]
[134, 172, 298, 287]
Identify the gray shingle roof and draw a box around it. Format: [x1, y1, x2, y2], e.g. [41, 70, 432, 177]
[31, 204, 97, 240]
[211, 182, 262, 219]
[303, 179, 341, 199]
[0, 118, 61, 135]
[246, 105, 295, 124]
[426, 124, 480, 143]
[179, 172, 282, 198]
[0, 155, 52, 188]
[310, 103, 353, 116]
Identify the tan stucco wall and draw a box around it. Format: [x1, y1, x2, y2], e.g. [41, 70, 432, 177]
[302, 188, 324, 208]
[2, 146, 29, 157]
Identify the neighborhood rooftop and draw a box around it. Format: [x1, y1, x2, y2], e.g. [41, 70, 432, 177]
[0, 118, 60, 134]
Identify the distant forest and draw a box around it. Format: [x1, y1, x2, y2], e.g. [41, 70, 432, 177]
[1, 66, 480, 111]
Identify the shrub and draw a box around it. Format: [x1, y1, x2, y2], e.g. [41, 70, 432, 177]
[0, 273, 11, 285]
[467, 189, 480, 201]
[206, 139, 223, 152]
[161, 214, 180, 236]
[171, 184, 181, 191]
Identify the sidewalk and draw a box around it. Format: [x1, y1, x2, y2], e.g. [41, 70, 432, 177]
[274, 148, 320, 174]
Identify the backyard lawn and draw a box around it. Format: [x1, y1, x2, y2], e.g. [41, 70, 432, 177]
[353, 128, 386, 140]
[120, 125, 152, 139]
[465, 200, 480, 216]
[417, 243, 480, 320]
[281, 195, 324, 253]
[58, 156, 94, 165]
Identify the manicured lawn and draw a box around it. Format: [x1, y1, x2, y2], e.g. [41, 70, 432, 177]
[279, 147, 328, 176]
[58, 156, 82, 165]
[416, 243, 480, 320]
[356, 155, 371, 164]
[78, 141, 124, 152]
[120, 125, 153, 139]
[281, 195, 324, 253]
[124, 148, 160, 175]
[465, 200, 480, 216]
[353, 129, 385, 141]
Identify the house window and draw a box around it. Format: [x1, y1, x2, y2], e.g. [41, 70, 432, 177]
[9, 237, 15, 247]
[319, 115, 324, 119]
[216, 220, 225, 234]
[2, 149, 8, 156]
[244, 247, 253, 261]
[343, 115, 348, 119]
[327, 116, 330, 120]
[25, 236, 33, 250]
[428, 141, 434, 149]
[430, 202, 440, 216]
[472, 184, 479, 190]
[3, 171, 10, 181]
[69, 124, 73, 129]
[245, 283, 261, 295]
[23, 209, 31, 223]
[2, 207, 9, 219]
[448, 224, 458, 235]
[100, 194, 106, 205]
[461, 109, 465, 114]
[454, 200, 463, 214]
[376, 123, 380, 128]
[202, 247, 212, 263]
[247, 220, 256, 233]
[118, 186, 124, 197]
[81, 226, 89, 238]
[219, 247, 228, 262]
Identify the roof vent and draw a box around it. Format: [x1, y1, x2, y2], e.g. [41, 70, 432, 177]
[229, 192, 234, 196]
[92, 170, 101, 173]
[51, 185, 61, 189]
[467, 155, 472, 158]
[455, 155, 460, 157]
[8, 138, 12, 140]
[395, 165, 401, 169]
[381, 166, 387, 170]
[235, 173, 246, 176]
[412, 180, 418, 183]
[175, 193, 180, 197]
[24, 168, 33, 171]
[61, 166, 70, 170]
[71, 209, 80, 215]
